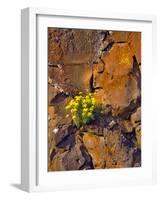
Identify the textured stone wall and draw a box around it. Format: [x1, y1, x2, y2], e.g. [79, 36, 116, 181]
[48, 28, 141, 171]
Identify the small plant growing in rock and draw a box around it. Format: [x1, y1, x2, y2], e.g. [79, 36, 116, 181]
[65, 92, 99, 128]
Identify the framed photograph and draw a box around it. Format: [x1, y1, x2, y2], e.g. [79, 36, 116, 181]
[21, 7, 156, 192]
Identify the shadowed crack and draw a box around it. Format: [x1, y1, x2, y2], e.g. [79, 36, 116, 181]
[90, 73, 95, 92]
[50, 92, 68, 104]
[102, 41, 114, 52]
[131, 55, 141, 90]
[50, 149, 57, 161]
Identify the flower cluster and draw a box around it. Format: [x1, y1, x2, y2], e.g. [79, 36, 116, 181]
[65, 92, 97, 128]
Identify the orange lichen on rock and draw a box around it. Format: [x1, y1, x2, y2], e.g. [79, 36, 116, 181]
[93, 43, 140, 114]
[83, 133, 106, 168]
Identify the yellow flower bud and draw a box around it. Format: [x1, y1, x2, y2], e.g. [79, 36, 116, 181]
[75, 96, 79, 100]
[87, 112, 92, 117]
[69, 100, 74, 106]
[89, 93, 94, 97]
[90, 106, 94, 111]
[83, 103, 87, 108]
[91, 98, 96, 104]
[71, 108, 77, 113]
[82, 99, 86, 104]
[65, 105, 70, 110]
[83, 108, 88, 112]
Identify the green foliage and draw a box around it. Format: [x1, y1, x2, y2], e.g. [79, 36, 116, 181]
[65, 92, 100, 128]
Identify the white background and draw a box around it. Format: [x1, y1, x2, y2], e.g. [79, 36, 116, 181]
[0, 0, 160, 199]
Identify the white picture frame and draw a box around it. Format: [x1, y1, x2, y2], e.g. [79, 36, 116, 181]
[21, 7, 157, 192]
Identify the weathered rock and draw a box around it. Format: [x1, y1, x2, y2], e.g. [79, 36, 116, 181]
[101, 104, 112, 115]
[50, 97, 71, 122]
[82, 128, 136, 169]
[48, 66, 77, 96]
[48, 61, 93, 94]
[119, 120, 133, 133]
[128, 32, 141, 64]
[48, 65, 66, 85]
[93, 43, 140, 115]
[132, 149, 141, 167]
[135, 125, 141, 149]
[48, 106, 56, 121]
[94, 75, 140, 116]
[105, 129, 135, 168]
[54, 124, 76, 148]
[63, 64, 92, 93]
[93, 114, 112, 128]
[48, 28, 104, 65]
[131, 107, 141, 128]
[61, 144, 93, 170]
[111, 31, 141, 64]
[48, 106, 58, 159]
[83, 125, 103, 136]
[49, 141, 93, 171]
[82, 113, 117, 135]
[83, 133, 106, 168]
[93, 60, 105, 73]
[102, 43, 133, 77]
[48, 151, 65, 171]
[48, 97, 72, 161]
[110, 31, 130, 43]
[48, 84, 61, 105]
[108, 119, 117, 129]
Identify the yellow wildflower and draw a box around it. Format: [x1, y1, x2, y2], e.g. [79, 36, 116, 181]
[75, 96, 81, 101]
[83, 103, 87, 108]
[71, 108, 77, 113]
[69, 100, 74, 106]
[82, 99, 86, 104]
[83, 108, 88, 112]
[65, 105, 70, 110]
[86, 95, 90, 99]
[87, 112, 92, 117]
[90, 106, 94, 111]
[73, 102, 79, 107]
[91, 98, 96, 104]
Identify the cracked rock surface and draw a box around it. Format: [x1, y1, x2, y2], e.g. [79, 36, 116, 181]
[48, 28, 141, 171]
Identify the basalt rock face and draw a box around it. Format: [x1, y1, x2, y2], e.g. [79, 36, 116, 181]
[48, 28, 141, 171]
